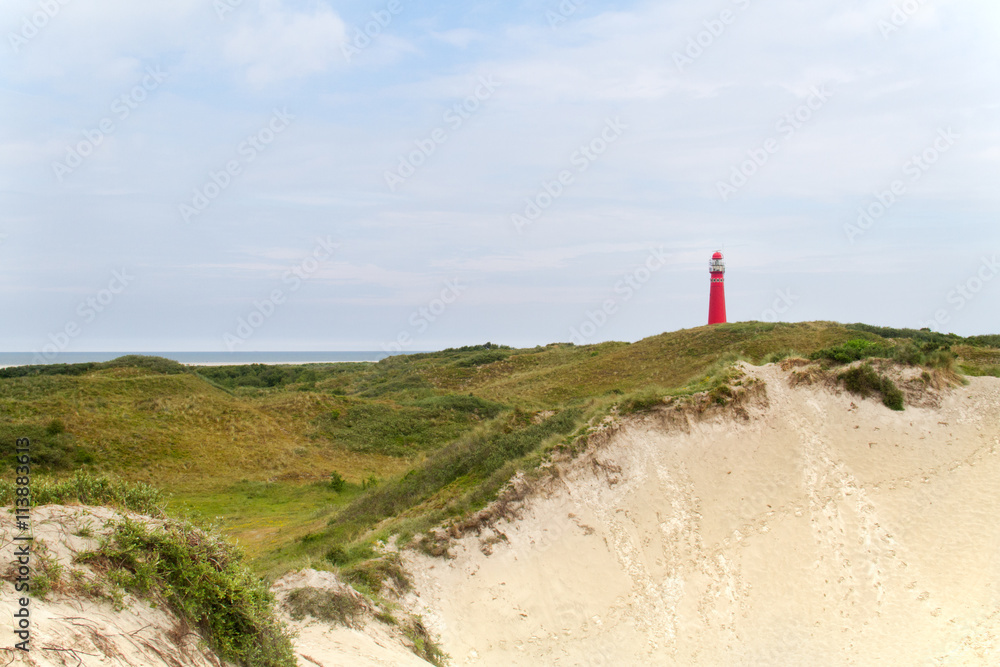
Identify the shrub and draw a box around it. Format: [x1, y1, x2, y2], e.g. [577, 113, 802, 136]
[78, 517, 296, 667]
[838, 364, 905, 411]
[812, 339, 894, 364]
[881, 381, 905, 411]
[839, 364, 882, 397]
[455, 350, 510, 368]
[411, 394, 506, 418]
[1, 423, 94, 472]
[328, 472, 346, 493]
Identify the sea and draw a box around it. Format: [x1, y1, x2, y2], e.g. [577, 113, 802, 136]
[0, 351, 404, 368]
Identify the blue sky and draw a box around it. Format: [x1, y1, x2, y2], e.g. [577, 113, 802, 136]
[1, 0, 998, 353]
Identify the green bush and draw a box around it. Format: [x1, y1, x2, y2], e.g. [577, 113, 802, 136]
[78, 517, 296, 667]
[812, 339, 894, 364]
[411, 394, 506, 418]
[845, 323, 959, 345]
[838, 364, 904, 411]
[840, 364, 883, 397]
[196, 363, 331, 389]
[1, 423, 94, 472]
[455, 350, 510, 367]
[328, 472, 347, 493]
[881, 382, 905, 411]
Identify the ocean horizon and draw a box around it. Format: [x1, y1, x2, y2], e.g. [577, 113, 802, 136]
[0, 351, 415, 368]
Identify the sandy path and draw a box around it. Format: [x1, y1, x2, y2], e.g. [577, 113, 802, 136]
[405, 364, 1000, 665]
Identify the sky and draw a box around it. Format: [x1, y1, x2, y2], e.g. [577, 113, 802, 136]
[1, 0, 998, 354]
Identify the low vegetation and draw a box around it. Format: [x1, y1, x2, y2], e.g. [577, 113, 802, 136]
[838, 363, 906, 411]
[1, 323, 998, 665]
[78, 516, 296, 667]
[284, 587, 366, 627]
[0, 470, 165, 515]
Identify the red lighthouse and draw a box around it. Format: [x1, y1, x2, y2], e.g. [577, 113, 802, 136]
[708, 251, 727, 325]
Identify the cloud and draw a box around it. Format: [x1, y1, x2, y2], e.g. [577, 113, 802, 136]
[431, 28, 484, 48]
[223, 1, 348, 86]
[432, 243, 664, 273]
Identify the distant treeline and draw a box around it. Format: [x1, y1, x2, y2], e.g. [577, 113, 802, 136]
[197, 363, 325, 389]
[0, 355, 186, 379]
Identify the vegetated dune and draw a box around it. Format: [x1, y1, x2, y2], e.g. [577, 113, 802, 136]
[0, 506, 226, 667]
[4, 356, 999, 667]
[404, 362, 1000, 666]
[0, 508, 431, 667]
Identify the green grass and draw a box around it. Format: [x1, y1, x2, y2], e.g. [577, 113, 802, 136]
[171, 479, 363, 564]
[310, 399, 501, 457]
[0, 471, 165, 516]
[341, 553, 411, 596]
[2, 322, 997, 574]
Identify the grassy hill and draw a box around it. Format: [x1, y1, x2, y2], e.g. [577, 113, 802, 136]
[2, 321, 998, 570]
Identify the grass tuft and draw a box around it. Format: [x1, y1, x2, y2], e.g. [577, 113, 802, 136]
[0, 471, 165, 516]
[284, 587, 365, 627]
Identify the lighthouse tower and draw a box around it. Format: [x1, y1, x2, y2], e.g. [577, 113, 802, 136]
[708, 251, 727, 325]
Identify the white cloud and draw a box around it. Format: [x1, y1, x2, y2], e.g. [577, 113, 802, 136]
[431, 28, 484, 48]
[223, 1, 348, 86]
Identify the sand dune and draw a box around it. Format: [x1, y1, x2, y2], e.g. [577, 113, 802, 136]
[4, 362, 999, 666]
[0, 509, 431, 666]
[0, 506, 226, 667]
[404, 363, 1000, 665]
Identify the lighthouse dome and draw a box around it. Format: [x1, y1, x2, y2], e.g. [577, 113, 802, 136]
[712, 251, 723, 259]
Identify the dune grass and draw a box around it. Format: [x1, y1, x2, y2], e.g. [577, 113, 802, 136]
[2, 324, 997, 574]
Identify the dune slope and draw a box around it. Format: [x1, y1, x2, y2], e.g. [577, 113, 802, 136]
[406, 363, 1000, 665]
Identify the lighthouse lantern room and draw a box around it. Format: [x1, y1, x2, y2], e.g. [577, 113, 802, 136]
[708, 251, 727, 325]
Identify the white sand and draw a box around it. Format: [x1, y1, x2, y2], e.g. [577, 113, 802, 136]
[272, 569, 433, 667]
[404, 363, 1000, 665]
